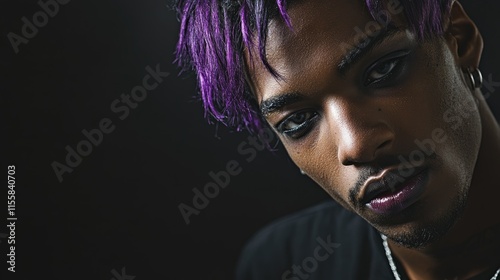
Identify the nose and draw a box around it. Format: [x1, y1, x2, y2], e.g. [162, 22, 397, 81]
[329, 101, 395, 166]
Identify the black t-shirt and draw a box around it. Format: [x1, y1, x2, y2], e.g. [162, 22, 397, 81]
[234, 200, 499, 280]
[235, 200, 396, 280]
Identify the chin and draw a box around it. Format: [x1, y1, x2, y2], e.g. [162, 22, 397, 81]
[386, 225, 451, 249]
[380, 190, 468, 249]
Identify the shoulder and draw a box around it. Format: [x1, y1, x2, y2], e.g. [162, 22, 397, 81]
[242, 199, 369, 249]
[235, 200, 389, 280]
[246, 200, 360, 244]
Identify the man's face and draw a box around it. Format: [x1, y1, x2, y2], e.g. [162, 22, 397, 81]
[247, 0, 482, 248]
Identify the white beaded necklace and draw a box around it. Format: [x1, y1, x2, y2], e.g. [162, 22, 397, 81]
[380, 234, 500, 280]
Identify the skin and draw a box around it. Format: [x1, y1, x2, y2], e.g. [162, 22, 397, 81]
[245, 0, 500, 279]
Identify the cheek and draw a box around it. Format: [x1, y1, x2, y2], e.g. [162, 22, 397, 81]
[282, 137, 357, 206]
[391, 41, 479, 154]
[434, 74, 482, 183]
[432, 45, 480, 150]
[412, 41, 481, 183]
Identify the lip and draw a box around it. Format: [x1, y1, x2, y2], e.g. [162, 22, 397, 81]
[359, 165, 429, 215]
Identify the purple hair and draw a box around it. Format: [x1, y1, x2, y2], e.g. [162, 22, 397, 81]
[174, 0, 452, 135]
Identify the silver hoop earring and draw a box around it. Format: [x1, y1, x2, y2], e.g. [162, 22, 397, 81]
[466, 68, 483, 90]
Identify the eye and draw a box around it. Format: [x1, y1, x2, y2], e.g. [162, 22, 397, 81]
[276, 111, 319, 139]
[364, 50, 410, 87]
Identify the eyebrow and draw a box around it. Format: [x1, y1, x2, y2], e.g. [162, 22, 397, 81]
[260, 92, 303, 117]
[259, 25, 403, 117]
[338, 24, 401, 76]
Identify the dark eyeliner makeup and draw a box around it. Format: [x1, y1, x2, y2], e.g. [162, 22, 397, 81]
[364, 50, 412, 87]
[276, 111, 319, 139]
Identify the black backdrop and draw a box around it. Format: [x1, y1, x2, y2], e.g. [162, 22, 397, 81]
[2, 1, 499, 279]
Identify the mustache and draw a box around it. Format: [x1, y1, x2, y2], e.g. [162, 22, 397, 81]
[347, 152, 437, 207]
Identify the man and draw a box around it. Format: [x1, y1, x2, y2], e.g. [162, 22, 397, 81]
[174, 0, 500, 279]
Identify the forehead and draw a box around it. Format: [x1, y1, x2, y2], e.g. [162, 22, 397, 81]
[246, 0, 404, 102]
[265, 0, 371, 56]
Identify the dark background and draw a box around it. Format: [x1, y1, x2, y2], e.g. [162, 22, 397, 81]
[2, 1, 499, 279]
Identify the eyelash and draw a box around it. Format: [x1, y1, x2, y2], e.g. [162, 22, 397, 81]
[364, 50, 411, 87]
[276, 110, 319, 139]
[275, 50, 412, 140]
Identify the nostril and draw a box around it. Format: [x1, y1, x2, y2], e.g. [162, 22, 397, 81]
[342, 158, 355, 166]
[340, 138, 394, 166]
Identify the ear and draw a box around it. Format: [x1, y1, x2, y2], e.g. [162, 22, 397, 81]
[444, 1, 484, 69]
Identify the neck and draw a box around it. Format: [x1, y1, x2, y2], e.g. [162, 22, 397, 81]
[390, 94, 500, 280]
